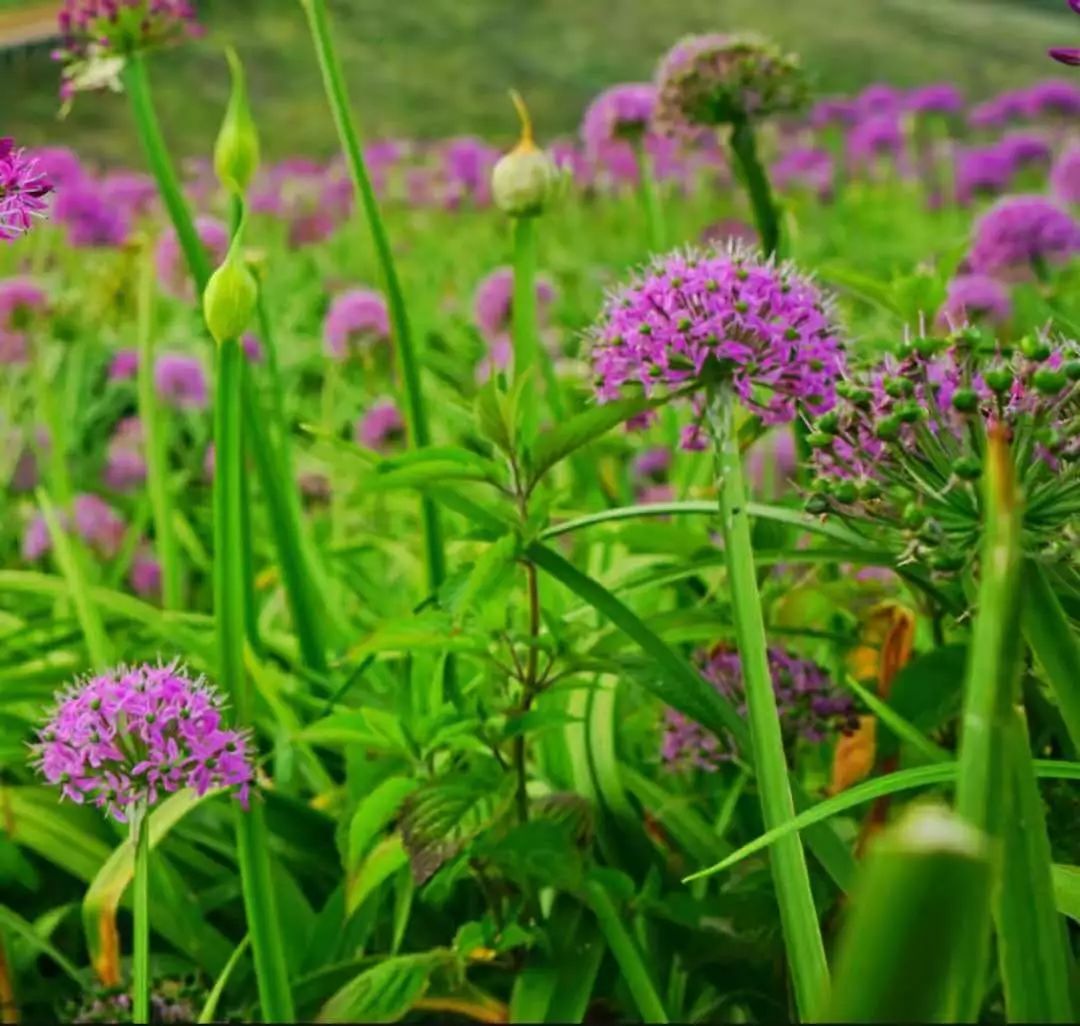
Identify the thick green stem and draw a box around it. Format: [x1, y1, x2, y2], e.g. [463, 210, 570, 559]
[136, 248, 182, 610]
[631, 137, 664, 252]
[123, 56, 211, 294]
[213, 337, 294, 1022]
[708, 390, 828, 1017]
[131, 809, 150, 1026]
[511, 217, 540, 381]
[728, 118, 781, 258]
[300, 0, 445, 594]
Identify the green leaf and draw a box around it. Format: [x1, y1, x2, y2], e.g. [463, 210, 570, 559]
[447, 533, 520, 622]
[347, 835, 408, 918]
[317, 950, 460, 1023]
[475, 378, 514, 456]
[348, 777, 420, 869]
[198, 936, 251, 1024]
[0, 903, 83, 984]
[1051, 864, 1080, 922]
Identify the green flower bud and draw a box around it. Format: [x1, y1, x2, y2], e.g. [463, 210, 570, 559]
[491, 91, 559, 218]
[203, 236, 257, 345]
[1033, 367, 1068, 395]
[952, 456, 982, 481]
[1020, 335, 1052, 362]
[1036, 426, 1064, 452]
[816, 410, 840, 434]
[805, 493, 830, 515]
[911, 335, 945, 359]
[901, 503, 926, 530]
[930, 550, 966, 573]
[884, 377, 913, 399]
[858, 479, 882, 501]
[833, 480, 859, 504]
[806, 431, 834, 450]
[951, 387, 979, 414]
[874, 415, 902, 441]
[896, 401, 923, 425]
[213, 48, 260, 195]
[848, 387, 874, 409]
[1064, 359, 1080, 382]
[983, 366, 1013, 394]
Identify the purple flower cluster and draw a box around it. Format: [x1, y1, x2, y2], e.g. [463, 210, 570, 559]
[968, 194, 1080, 274]
[807, 332, 1080, 572]
[654, 33, 807, 134]
[587, 244, 843, 426]
[936, 274, 1012, 329]
[156, 217, 228, 300]
[104, 417, 146, 492]
[472, 265, 557, 372]
[0, 138, 53, 242]
[53, 182, 130, 247]
[581, 84, 656, 153]
[771, 147, 833, 199]
[324, 288, 391, 359]
[355, 399, 406, 451]
[662, 645, 857, 770]
[154, 352, 208, 410]
[23, 493, 126, 562]
[250, 159, 353, 248]
[905, 83, 964, 117]
[1051, 143, 1080, 204]
[33, 663, 253, 822]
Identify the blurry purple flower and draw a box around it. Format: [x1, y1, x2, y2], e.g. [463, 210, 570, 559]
[771, 146, 833, 199]
[746, 427, 797, 500]
[856, 83, 903, 116]
[0, 138, 54, 242]
[129, 547, 162, 599]
[53, 182, 129, 247]
[298, 470, 331, 502]
[29, 147, 83, 189]
[104, 417, 146, 492]
[1024, 78, 1080, 117]
[968, 194, 1080, 274]
[936, 274, 1012, 328]
[809, 97, 859, 129]
[996, 130, 1052, 172]
[846, 115, 903, 170]
[632, 446, 671, 483]
[99, 171, 158, 215]
[473, 266, 557, 372]
[154, 352, 208, 410]
[108, 347, 138, 381]
[241, 332, 263, 363]
[0, 277, 47, 329]
[356, 399, 406, 450]
[698, 218, 757, 248]
[32, 662, 253, 822]
[953, 145, 1014, 205]
[155, 216, 228, 299]
[439, 137, 498, 208]
[24, 492, 126, 561]
[324, 288, 391, 359]
[581, 84, 656, 154]
[1051, 143, 1080, 203]
[0, 331, 27, 364]
[968, 91, 1027, 130]
[905, 83, 964, 116]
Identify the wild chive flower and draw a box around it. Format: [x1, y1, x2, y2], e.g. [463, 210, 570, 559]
[104, 417, 146, 492]
[968, 91, 1027, 130]
[856, 83, 903, 116]
[586, 243, 843, 426]
[72, 976, 204, 1024]
[1051, 143, 1080, 204]
[355, 399, 406, 450]
[581, 84, 657, 154]
[661, 645, 857, 769]
[809, 97, 859, 130]
[807, 330, 1080, 574]
[1024, 78, 1080, 118]
[439, 137, 498, 208]
[324, 288, 391, 359]
[0, 138, 54, 242]
[23, 493, 127, 562]
[99, 170, 158, 215]
[905, 83, 964, 117]
[771, 147, 833, 200]
[953, 145, 1015, 206]
[53, 182, 130, 247]
[995, 131, 1052, 173]
[129, 547, 162, 600]
[654, 33, 807, 135]
[32, 662, 253, 822]
[846, 115, 904, 173]
[108, 347, 139, 382]
[0, 277, 47, 329]
[154, 352, 208, 410]
[937, 274, 1012, 329]
[1050, 0, 1080, 65]
[155, 216, 228, 300]
[631, 445, 674, 504]
[473, 265, 557, 370]
[31, 146, 84, 189]
[968, 194, 1080, 275]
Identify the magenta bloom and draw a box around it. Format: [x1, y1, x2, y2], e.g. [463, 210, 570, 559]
[0, 138, 54, 242]
[324, 288, 391, 359]
[1024, 78, 1080, 118]
[154, 352, 208, 410]
[129, 548, 162, 600]
[662, 645, 856, 770]
[581, 84, 656, 154]
[1051, 144, 1080, 204]
[356, 399, 406, 450]
[0, 277, 47, 329]
[251, 160, 353, 248]
[968, 91, 1027, 130]
[905, 83, 964, 116]
[809, 97, 859, 129]
[472, 266, 557, 371]
[32, 662, 253, 822]
[856, 83, 903, 116]
[53, 183, 129, 247]
[23, 493, 126, 562]
[996, 131, 1052, 172]
[953, 145, 1014, 205]
[968, 194, 1080, 274]
[587, 244, 843, 425]
[104, 417, 146, 492]
[99, 171, 158, 215]
[108, 347, 138, 381]
[846, 115, 903, 169]
[439, 137, 498, 208]
[771, 147, 833, 199]
[937, 274, 1012, 328]
[155, 216, 228, 300]
[1050, 2, 1080, 67]
[30, 147, 84, 189]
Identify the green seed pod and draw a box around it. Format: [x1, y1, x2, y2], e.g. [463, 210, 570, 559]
[1033, 367, 1068, 395]
[951, 387, 979, 413]
[911, 335, 945, 359]
[203, 237, 258, 345]
[1020, 335, 1052, 362]
[874, 415, 902, 441]
[858, 479, 882, 501]
[952, 455, 982, 481]
[805, 493, 830, 515]
[833, 480, 859, 504]
[1064, 359, 1080, 382]
[816, 410, 840, 434]
[806, 431, 834, 450]
[849, 386, 874, 409]
[213, 48, 260, 196]
[901, 503, 926, 530]
[983, 366, 1013, 394]
[491, 91, 559, 218]
[884, 377, 913, 399]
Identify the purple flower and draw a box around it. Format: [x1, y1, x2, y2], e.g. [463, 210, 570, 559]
[632, 446, 671, 483]
[241, 332, 263, 363]
[581, 84, 656, 154]
[472, 266, 557, 372]
[0, 277, 47, 329]
[1049, 2, 1080, 66]
[155, 216, 228, 300]
[251, 160, 353, 248]
[31, 662, 254, 822]
[846, 115, 903, 170]
[654, 33, 807, 135]
[661, 645, 857, 770]
[1024, 78, 1080, 118]
[996, 131, 1052, 172]
[771, 146, 833, 199]
[129, 547, 162, 600]
[53, 182, 129, 247]
[324, 288, 391, 359]
[905, 83, 964, 116]
[1051, 143, 1080, 204]
[953, 145, 1014, 205]
[108, 347, 138, 381]
[99, 171, 158, 215]
[0, 138, 54, 242]
[856, 83, 903, 117]
[154, 352, 208, 410]
[937, 274, 1012, 328]
[355, 399, 406, 450]
[24, 493, 127, 562]
[586, 243, 843, 426]
[104, 417, 146, 492]
[968, 194, 1080, 274]
[968, 91, 1027, 130]
[809, 97, 859, 129]
[30, 147, 84, 189]
[439, 137, 498, 208]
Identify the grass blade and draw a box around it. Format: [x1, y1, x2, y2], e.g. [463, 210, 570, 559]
[198, 936, 251, 1024]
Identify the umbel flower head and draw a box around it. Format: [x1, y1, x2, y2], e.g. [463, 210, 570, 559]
[581, 83, 657, 153]
[32, 662, 254, 822]
[662, 645, 857, 770]
[587, 243, 844, 425]
[654, 33, 807, 135]
[968, 194, 1080, 275]
[806, 329, 1080, 575]
[0, 139, 54, 242]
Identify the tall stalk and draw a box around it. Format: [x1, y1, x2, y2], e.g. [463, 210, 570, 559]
[631, 137, 665, 252]
[707, 389, 828, 1017]
[131, 809, 150, 1025]
[299, 0, 445, 594]
[728, 117, 781, 257]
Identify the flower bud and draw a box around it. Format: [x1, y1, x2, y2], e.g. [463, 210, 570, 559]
[806, 431, 834, 449]
[1033, 366, 1068, 395]
[805, 493, 830, 515]
[491, 91, 559, 218]
[896, 401, 923, 425]
[816, 410, 840, 434]
[833, 480, 859, 504]
[1020, 335, 1052, 362]
[901, 503, 926, 530]
[213, 47, 260, 195]
[883, 376, 913, 399]
[858, 479, 882, 501]
[203, 237, 257, 345]
[874, 415, 902, 441]
[952, 456, 982, 481]
[983, 366, 1013, 394]
[1064, 359, 1080, 381]
[951, 387, 979, 413]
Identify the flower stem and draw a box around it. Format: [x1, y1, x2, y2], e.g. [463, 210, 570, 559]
[631, 137, 665, 251]
[728, 117, 781, 257]
[123, 55, 211, 294]
[300, 0, 445, 595]
[131, 808, 150, 1026]
[708, 389, 828, 1017]
[136, 245, 182, 610]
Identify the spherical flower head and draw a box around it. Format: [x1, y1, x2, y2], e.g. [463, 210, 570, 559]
[53, 182, 129, 248]
[108, 347, 138, 382]
[355, 398, 406, 451]
[905, 83, 964, 117]
[632, 445, 671, 483]
[154, 352, 208, 411]
[968, 91, 1027, 130]
[587, 243, 844, 426]
[969, 194, 1080, 275]
[472, 265, 557, 344]
[129, 547, 162, 600]
[439, 136, 498, 208]
[1024, 78, 1080, 118]
[155, 216, 228, 300]
[996, 130, 1052, 172]
[953, 145, 1014, 206]
[654, 33, 807, 135]
[581, 84, 656, 154]
[808, 332, 1080, 574]
[324, 288, 391, 359]
[32, 662, 254, 821]
[937, 274, 1012, 329]
[809, 97, 859, 129]
[856, 83, 903, 117]
[662, 645, 857, 769]
[23, 492, 126, 562]
[0, 138, 54, 242]
[846, 115, 903, 169]
[99, 170, 158, 215]
[1051, 143, 1080, 204]
[0, 277, 47, 330]
[771, 146, 833, 200]
[31, 146, 84, 189]
[104, 417, 146, 492]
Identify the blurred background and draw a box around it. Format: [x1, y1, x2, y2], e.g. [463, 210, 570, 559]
[1, 0, 1076, 164]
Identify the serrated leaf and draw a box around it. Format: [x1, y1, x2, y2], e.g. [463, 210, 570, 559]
[347, 835, 408, 918]
[348, 777, 420, 869]
[448, 533, 520, 622]
[475, 379, 513, 455]
[317, 949, 459, 1023]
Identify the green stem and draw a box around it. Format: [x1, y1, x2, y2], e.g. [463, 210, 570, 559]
[300, 0, 445, 594]
[123, 55, 211, 295]
[239, 363, 261, 652]
[131, 808, 150, 1026]
[511, 216, 540, 381]
[136, 247, 182, 610]
[213, 337, 294, 1022]
[631, 137, 664, 251]
[708, 389, 828, 1017]
[29, 334, 71, 507]
[728, 118, 781, 258]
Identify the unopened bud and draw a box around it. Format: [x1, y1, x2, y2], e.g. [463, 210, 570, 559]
[203, 235, 257, 345]
[214, 47, 260, 195]
[491, 90, 559, 218]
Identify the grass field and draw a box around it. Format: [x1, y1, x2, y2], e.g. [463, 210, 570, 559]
[0, 0, 1075, 165]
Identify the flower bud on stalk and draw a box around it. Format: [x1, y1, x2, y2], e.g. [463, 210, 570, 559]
[214, 47, 261, 196]
[491, 91, 559, 218]
[204, 236, 258, 345]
